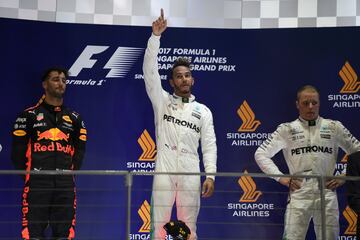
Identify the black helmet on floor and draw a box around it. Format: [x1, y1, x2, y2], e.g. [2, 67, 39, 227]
[163, 220, 191, 240]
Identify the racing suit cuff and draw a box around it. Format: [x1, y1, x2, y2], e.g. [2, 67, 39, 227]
[206, 175, 215, 181]
[151, 33, 161, 39]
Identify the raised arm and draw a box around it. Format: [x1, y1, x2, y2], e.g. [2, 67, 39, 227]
[143, 9, 168, 108]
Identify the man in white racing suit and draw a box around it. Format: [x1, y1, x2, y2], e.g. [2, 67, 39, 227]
[255, 85, 360, 240]
[143, 9, 217, 240]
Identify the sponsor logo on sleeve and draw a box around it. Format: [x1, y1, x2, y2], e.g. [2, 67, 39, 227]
[62, 115, 73, 123]
[16, 117, 26, 123]
[36, 113, 44, 121]
[13, 130, 27, 136]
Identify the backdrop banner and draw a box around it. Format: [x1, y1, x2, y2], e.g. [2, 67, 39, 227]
[0, 18, 359, 239]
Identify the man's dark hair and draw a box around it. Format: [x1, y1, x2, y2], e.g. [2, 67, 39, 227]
[169, 57, 191, 80]
[296, 85, 320, 100]
[42, 67, 69, 82]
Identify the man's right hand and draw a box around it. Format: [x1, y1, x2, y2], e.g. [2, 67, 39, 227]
[279, 177, 302, 192]
[152, 8, 167, 36]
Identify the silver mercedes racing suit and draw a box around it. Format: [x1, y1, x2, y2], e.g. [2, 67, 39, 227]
[255, 117, 360, 240]
[143, 34, 217, 240]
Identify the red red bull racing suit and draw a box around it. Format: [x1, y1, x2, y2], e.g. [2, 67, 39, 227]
[143, 34, 217, 240]
[255, 117, 360, 240]
[11, 100, 87, 240]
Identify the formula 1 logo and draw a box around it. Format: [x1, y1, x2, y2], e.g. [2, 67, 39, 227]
[138, 200, 151, 233]
[238, 170, 262, 202]
[68, 45, 144, 86]
[138, 129, 157, 161]
[339, 61, 360, 94]
[343, 206, 357, 235]
[237, 100, 261, 132]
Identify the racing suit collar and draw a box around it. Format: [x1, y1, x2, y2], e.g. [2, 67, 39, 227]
[42, 100, 64, 112]
[172, 93, 195, 104]
[298, 116, 320, 126]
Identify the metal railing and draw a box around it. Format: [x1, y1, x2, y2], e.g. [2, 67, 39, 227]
[0, 170, 359, 239]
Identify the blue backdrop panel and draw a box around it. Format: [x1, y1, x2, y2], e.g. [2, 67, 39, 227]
[0, 18, 359, 239]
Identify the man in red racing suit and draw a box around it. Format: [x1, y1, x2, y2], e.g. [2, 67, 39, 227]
[11, 67, 87, 240]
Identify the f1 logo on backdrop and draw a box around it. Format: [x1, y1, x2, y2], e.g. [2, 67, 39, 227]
[238, 170, 262, 202]
[237, 100, 261, 132]
[67, 45, 144, 86]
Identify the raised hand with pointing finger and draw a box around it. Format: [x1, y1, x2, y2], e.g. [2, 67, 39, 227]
[152, 9, 167, 36]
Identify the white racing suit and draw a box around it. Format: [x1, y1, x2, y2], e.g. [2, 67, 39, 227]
[143, 34, 217, 240]
[255, 117, 360, 240]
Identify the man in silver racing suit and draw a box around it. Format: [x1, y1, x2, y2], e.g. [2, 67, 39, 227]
[143, 9, 217, 240]
[255, 85, 360, 240]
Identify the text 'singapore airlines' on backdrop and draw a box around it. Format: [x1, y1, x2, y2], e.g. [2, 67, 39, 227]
[0, 18, 359, 239]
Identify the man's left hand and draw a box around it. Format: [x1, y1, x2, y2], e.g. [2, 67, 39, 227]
[326, 178, 345, 190]
[202, 178, 214, 198]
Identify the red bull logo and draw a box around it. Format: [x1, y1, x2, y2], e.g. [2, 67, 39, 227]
[34, 142, 74, 154]
[37, 128, 69, 142]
